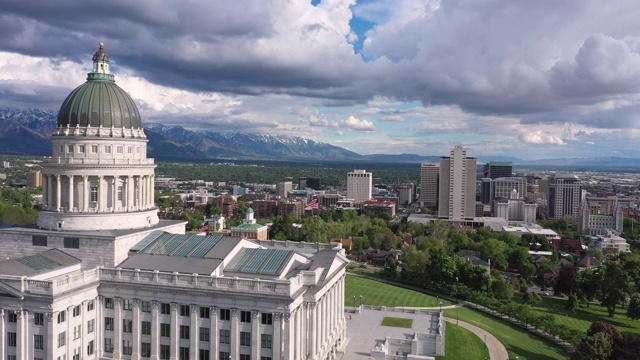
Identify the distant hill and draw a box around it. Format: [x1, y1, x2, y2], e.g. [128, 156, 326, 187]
[363, 153, 441, 163]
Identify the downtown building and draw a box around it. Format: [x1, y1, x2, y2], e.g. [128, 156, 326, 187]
[0, 45, 348, 360]
[346, 170, 372, 205]
[438, 146, 477, 221]
[547, 174, 583, 220]
[420, 163, 439, 209]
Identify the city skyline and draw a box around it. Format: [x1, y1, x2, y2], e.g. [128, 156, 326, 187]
[1, 0, 640, 159]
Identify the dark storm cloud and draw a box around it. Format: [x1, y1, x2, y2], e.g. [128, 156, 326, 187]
[0, 81, 70, 110]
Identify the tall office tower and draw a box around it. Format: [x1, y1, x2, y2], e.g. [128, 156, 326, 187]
[276, 181, 292, 198]
[398, 184, 414, 205]
[483, 161, 513, 179]
[420, 163, 439, 209]
[438, 146, 477, 220]
[548, 174, 582, 220]
[491, 177, 527, 200]
[347, 169, 372, 204]
[26, 171, 43, 188]
[481, 178, 492, 204]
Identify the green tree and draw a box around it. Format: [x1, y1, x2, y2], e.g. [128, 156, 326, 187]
[571, 332, 612, 360]
[491, 277, 514, 301]
[598, 262, 631, 317]
[566, 293, 579, 312]
[627, 294, 640, 320]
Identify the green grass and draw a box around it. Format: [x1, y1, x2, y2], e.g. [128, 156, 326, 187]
[516, 293, 640, 337]
[344, 275, 455, 308]
[436, 323, 490, 360]
[381, 317, 413, 328]
[444, 307, 570, 360]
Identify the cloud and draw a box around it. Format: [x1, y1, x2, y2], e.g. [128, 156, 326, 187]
[378, 115, 404, 122]
[520, 131, 565, 145]
[340, 115, 377, 132]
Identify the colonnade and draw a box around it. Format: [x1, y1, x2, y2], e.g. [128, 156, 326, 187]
[41, 173, 155, 213]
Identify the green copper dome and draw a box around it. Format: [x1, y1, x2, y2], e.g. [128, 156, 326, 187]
[57, 44, 143, 129]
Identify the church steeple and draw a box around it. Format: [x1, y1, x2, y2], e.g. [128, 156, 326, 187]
[88, 43, 115, 81]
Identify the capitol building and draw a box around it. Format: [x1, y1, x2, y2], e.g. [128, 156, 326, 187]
[0, 45, 348, 360]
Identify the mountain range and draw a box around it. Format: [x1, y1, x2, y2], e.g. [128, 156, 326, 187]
[2, 108, 640, 167]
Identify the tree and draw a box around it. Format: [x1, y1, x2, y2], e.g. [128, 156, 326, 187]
[571, 332, 612, 360]
[627, 294, 640, 320]
[598, 262, 631, 318]
[476, 238, 508, 271]
[612, 334, 640, 360]
[566, 293, 579, 313]
[522, 291, 542, 305]
[574, 268, 599, 308]
[491, 277, 514, 301]
[555, 265, 579, 295]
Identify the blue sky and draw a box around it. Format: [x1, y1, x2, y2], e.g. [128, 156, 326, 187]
[1, 0, 640, 160]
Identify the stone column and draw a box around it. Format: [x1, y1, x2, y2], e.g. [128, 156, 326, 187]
[98, 175, 105, 212]
[170, 303, 178, 360]
[46, 174, 53, 209]
[251, 311, 260, 360]
[141, 175, 147, 209]
[150, 175, 155, 207]
[0, 310, 4, 360]
[82, 175, 89, 212]
[42, 174, 47, 209]
[113, 298, 122, 358]
[16, 310, 25, 360]
[190, 305, 198, 356]
[127, 175, 133, 212]
[283, 312, 293, 360]
[111, 177, 117, 212]
[294, 309, 301, 360]
[67, 174, 74, 211]
[272, 313, 281, 360]
[209, 307, 218, 360]
[151, 301, 159, 360]
[230, 309, 239, 359]
[56, 175, 61, 211]
[96, 296, 104, 359]
[132, 299, 140, 359]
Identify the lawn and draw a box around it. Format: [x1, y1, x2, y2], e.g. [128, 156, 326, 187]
[436, 323, 490, 360]
[344, 275, 455, 308]
[515, 293, 640, 337]
[443, 307, 570, 360]
[381, 317, 413, 328]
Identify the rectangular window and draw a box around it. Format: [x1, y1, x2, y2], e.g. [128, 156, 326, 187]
[199, 349, 210, 360]
[240, 310, 252, 323]
[87, 319, 94, 333]
[261, 357, 272, 360]
[219, 352, 230, 360]
[117, 186, 123, 201]
[105, 298, 114, 309]
[128, 146, 133, 154]
[57, 332, 66, 348]
[63, 237, 79, 249]
[123, 299, 133, 311]
[160, 303, 171, 315]
[73, 305, 81, 317]
[122, 340, 132, 355]
[105, 317, 114, 331]
[7, 332, 16, 346]
[117, 146, 124, 154]
[73, 347, 80, 360]
[199, 327, 209, 342]
[199, 306, 210, 319]
[78, 145, 85, 153]
[261, 313, 272, 325]
[240, 355, 251, 360]
[219, 329, 230, 344]
[160, 323, 170, 337]
[179, 325, 190, 340]
[90, 186, 98, 202]
[141, 301, 151, 313]
[220, 308, 230, 321]
[261, 334, 272, 349]
[180, 305, 190, 317]
[7, 356, 16, 360]
[104, 338, 113, 353]
[32, 235, 47, 247]
[105, 145, 111, 154]
[240, 331, 251, 346]
[141, 342, 151, 357]
[57, 311, 66, 324]
[91, 145, 98, 153]
[160, 345, 171, 360]
[68, 145, 74, 153]
[8, 311, 17, 322]
[179, 347, 190, 360]
[87, 300, 94, 311]
[123, 319, 132, 333]
[141, 321, 151, 335]
[87, 340, 94, 356]
[34, 312, 44, 325]
[73, 324, 81, 340]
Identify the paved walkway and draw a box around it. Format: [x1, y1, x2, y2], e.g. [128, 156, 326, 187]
[444, 317, 509, 360]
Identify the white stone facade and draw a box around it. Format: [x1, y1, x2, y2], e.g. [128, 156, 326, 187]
[347, 170, 372, 205]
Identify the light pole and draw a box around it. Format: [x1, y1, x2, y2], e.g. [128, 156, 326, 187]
[359, 294, 363, 307]
[352, 295, 356, 308]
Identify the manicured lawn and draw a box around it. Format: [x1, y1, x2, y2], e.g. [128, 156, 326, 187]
[436, 323, 489, 360]
[515, 293, 640, 337]
[381, 317, 413, 328]
[344, 275, 454, 308]
[443, 307, 570, 360]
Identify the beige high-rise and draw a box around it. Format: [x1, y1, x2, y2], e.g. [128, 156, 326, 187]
[438, 146, 477, 220]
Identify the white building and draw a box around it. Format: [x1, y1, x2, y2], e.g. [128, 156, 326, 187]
[0, 44, 348, 360]
[276, 181, 292, 198]
[493, 190, 537, 224]
[501, 225, 561, 240]
[589, 232, 631, 253]
[346, 170, 372, 204]
[438, 146, 476, 221]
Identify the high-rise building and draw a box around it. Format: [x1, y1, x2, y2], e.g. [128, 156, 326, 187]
[438, 146, 477, 221]
[548, 174, 582, 220]
[0, 44, 347, 360]
[347, 169, 372, 204]
[26, 171, 43, 188]
[276, 181, 292, 198]
[398, 184, 414, 205]
[483, 161, 512, 179]
[420, 163, 439, 209]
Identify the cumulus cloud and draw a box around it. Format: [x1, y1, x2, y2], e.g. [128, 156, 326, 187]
[378, 115, 404, 122]
[520, 131, 565, 145]
[340, 115, 377, 132]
